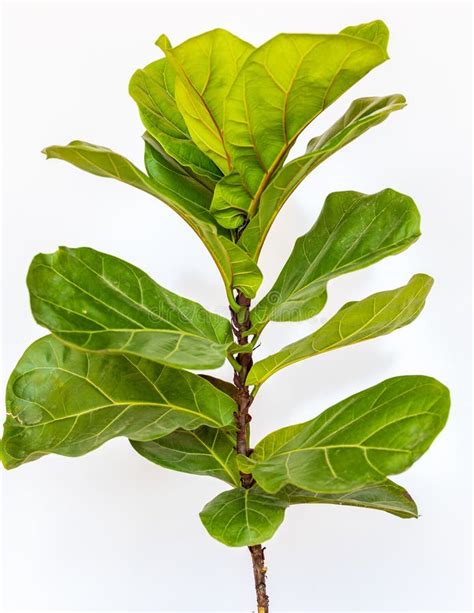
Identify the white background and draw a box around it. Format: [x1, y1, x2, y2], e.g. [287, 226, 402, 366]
[1, 1, 472, 611]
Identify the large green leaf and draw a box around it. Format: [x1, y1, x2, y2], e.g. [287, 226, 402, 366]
[199, 488, 288, 547]
[247, 274, 433, 386]
[43, 141, 262, 300]
[27, 246, 232, 370]
[1, 336, 236, 469]
[157, 30, 254, 173]
[278, 481, 418, 519]
[131, 426, 239, 486]
[251, 188, 420, 327]
[245, 376, 449, 494]
[129, 58, 222, 181]
[216, 21, 389, 226]
[238, 95, 406, 256]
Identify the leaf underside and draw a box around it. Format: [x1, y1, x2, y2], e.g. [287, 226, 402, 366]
[248, 274, 433, 385]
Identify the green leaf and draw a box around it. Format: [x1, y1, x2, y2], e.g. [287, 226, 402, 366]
[247, 274, 433, 386]
[131, 426, 239, 486]
[27, 246, 232, 370]
[238, 95, 406, 257]
[130, 376, 238, 484]
[42, 141, 262, 300]
[217, 21, 389, 224]
[278, 481, 418, 519]
[157, 29, 254, 173]
[251, 188, 420, 327]
[129, 58, 222, 181]
[249, 375, 449, 494]
[198, 374, 237, 399]
[1, 336, 236, 469]
[199, 488, 288, 547]
[210, 171, 253, 229]
[144, 134, 216, 197]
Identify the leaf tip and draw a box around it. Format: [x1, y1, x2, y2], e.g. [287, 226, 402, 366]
[155, 34, 172, 52]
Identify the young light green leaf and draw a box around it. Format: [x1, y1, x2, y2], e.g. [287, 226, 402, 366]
[238, 95, 406, 257]
[27, 247, 233, 370]
[42, 141, 262, 300]
[278, 481, 418, 519]
[251, 188, 420, 327]
[157, 29, 254, 173]
[129, 58, 222, 181]
[249, 375, 449, 494]
[131, 426, 239, 486]
[218, 21, 389, 224]
[247, 274, 433, 386]
[199, 488, 288, 547]
[1, 336, 236, 470]
[44, 139, 213, 212]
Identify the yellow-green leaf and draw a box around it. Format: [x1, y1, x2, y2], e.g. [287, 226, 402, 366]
[157, 29, 254, 173]
[129, 58, 222, 181]
[219, 21, 389, 223]
[238, 94, 406, 256]
[43, 141, 262, 300]
[248, 274, 433, 386]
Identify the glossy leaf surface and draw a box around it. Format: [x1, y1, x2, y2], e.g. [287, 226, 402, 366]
[199, 488, 288, 547]
[1, 336, 236, 469]
[131, 426, 239, 486]
[248, 274, 433, 385]
[218, 21, 389, 223]
[249, 376, 449, 493]
[43, 142, 262, 300]
[157, 29, 253, 173]
[239, 95, 406, 257]
[129, 58, 222, 181]
[252, 188, 420, 327]
[28, 247, 232, 370]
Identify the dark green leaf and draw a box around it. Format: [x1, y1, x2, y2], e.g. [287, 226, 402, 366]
[198, 375, 237, 398]
[251, 188, 420, 327]
[248, 274, 433, 386]
[131, 426, 239, 486]
[278, 481, 418, 519]
[247, 376, 449, 494]
[144, 135, 216, 198]
[42, 142, 262, 301]
[1, 336, 236, 469]
[129, 58, 222, 181]
[215, 21, 389, 225]
[28, 247, 232, 370]
[238, 95, 406, 257]
[199, 488, 288, 547]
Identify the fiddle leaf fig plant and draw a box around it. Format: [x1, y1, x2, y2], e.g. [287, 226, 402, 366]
[1, 21, 450, 612]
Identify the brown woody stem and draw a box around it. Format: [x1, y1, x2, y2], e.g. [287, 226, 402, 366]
[230, 290, 270, 612]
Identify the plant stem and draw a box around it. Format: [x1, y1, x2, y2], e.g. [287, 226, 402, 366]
[249, 545, 269, 613]
[230, 290, 270, 612]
